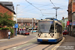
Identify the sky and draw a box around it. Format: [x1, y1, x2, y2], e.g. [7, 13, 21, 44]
[0, 0, 68, 20]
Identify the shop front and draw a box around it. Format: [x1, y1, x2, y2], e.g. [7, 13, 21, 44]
[72, 21, 75, 36]
[66, 21, 72, 35]
[72, 12, 75, 36]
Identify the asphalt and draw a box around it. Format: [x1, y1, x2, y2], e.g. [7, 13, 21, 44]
[0, 34, 36, 47]
[57, 35, 75, 50]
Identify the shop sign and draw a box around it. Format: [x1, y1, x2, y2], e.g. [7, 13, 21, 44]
[72, 22, 75, 25]
[70, 22, 72, 25]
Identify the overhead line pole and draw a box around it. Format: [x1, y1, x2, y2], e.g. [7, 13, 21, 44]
[53, 7, 60, 19]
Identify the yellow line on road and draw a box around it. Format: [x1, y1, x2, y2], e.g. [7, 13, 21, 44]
[51, 37, 65, 50]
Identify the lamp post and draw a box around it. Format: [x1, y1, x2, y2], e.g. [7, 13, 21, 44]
[32, 18, 34, 33]
[15, 4, 20, 36]
[16, 4, 20, 23]
[53, 7, 60, 19]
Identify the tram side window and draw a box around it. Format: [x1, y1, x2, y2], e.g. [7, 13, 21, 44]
[50, 24, 54, 33]
[56, 23, 62, 33]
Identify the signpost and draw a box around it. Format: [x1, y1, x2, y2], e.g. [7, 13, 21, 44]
[14, 23, 18, 36]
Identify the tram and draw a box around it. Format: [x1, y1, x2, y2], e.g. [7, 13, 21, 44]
[37, 19, 63, 42]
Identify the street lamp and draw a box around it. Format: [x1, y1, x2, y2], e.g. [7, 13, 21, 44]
[53, 7, 60, 19]
[15, 4, 20, 36]
[16, 4, 20, 23]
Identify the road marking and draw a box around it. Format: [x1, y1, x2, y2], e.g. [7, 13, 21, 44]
[13, 47, 17, 48]
[51, 37, 65, 50]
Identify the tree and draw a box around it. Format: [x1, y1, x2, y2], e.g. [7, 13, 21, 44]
[59, 20, 65, 30]
[0, 13, 16, 27]
[62, 23, 65, 30]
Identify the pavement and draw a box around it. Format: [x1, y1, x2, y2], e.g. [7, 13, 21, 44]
[0, 34, 27, 42]
[0, 32, 37, 42]
[57, 35, 75, 50]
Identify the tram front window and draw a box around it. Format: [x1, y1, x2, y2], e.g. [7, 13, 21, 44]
[38, 21, 54, 33]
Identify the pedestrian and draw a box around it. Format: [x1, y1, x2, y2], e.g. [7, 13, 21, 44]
[8, 30, 11, 39]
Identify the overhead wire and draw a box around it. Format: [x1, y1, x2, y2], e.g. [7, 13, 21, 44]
[25, 0, 44, 19]
[50, 0, 56, 7]
[25, 0, 40, 10]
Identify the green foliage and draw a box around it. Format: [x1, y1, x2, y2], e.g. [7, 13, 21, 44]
[0, 13, 16, 27]
[62, 23, 65, 30]
[60, 20, 65, 30]
[9, 28, 14, 36]
[0, 27, 10, 30]
[0, 13, 15, 36]
[0, 27, 14, 36]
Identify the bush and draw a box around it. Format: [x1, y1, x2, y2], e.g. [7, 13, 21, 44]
[0, 27, 9, 30]
[0, 13, 16, 27]
[0, 27, 14, 36]
[9, 28, 14, 36]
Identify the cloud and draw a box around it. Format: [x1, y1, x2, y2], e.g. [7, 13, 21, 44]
[17, 12, 41, 19]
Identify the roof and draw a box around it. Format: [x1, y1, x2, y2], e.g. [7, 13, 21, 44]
[0, 2, 15, 14]
[17, 18, 38, 23]
[65, 17, 68, 19]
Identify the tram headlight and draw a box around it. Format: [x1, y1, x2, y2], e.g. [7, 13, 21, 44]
[38, 34, 41, 37]
[50, 34, 54, 37]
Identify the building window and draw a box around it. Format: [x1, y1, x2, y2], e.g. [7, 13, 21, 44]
[26, 23, 27, 26]
[30, 24, 31, 26]
[73, 0, 75, 2]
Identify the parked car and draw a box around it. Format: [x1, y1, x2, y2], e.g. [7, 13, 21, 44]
[19, 29, 23, 35]
[24, 31, 29, 35]
[63, 30, 68, 35]
[22, 29, 26, 35]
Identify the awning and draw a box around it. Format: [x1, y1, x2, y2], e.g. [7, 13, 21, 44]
[67, 21, 70, 26]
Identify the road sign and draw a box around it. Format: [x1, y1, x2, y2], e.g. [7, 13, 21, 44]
[32, 27, 33, 29]
[14, 23, 18, 28]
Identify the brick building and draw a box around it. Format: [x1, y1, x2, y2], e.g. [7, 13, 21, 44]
[0, 2, 15, 20]
[67, 0, 75, 36]
[0, 2, 15, 39]
[17, 18, 38, 29]
[0, 2, 15, 27]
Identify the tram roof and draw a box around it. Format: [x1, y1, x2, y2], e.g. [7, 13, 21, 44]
[39, 19, 62, 25]
[39, 19, 61, 23]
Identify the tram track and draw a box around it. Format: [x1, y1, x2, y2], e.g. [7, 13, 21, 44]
[25, 37, 65, 50]
[24, 44, 38, 50]
[23, 42, 55, 50]
[5, 35, 65, 50]
[42, 45, 51, 50]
